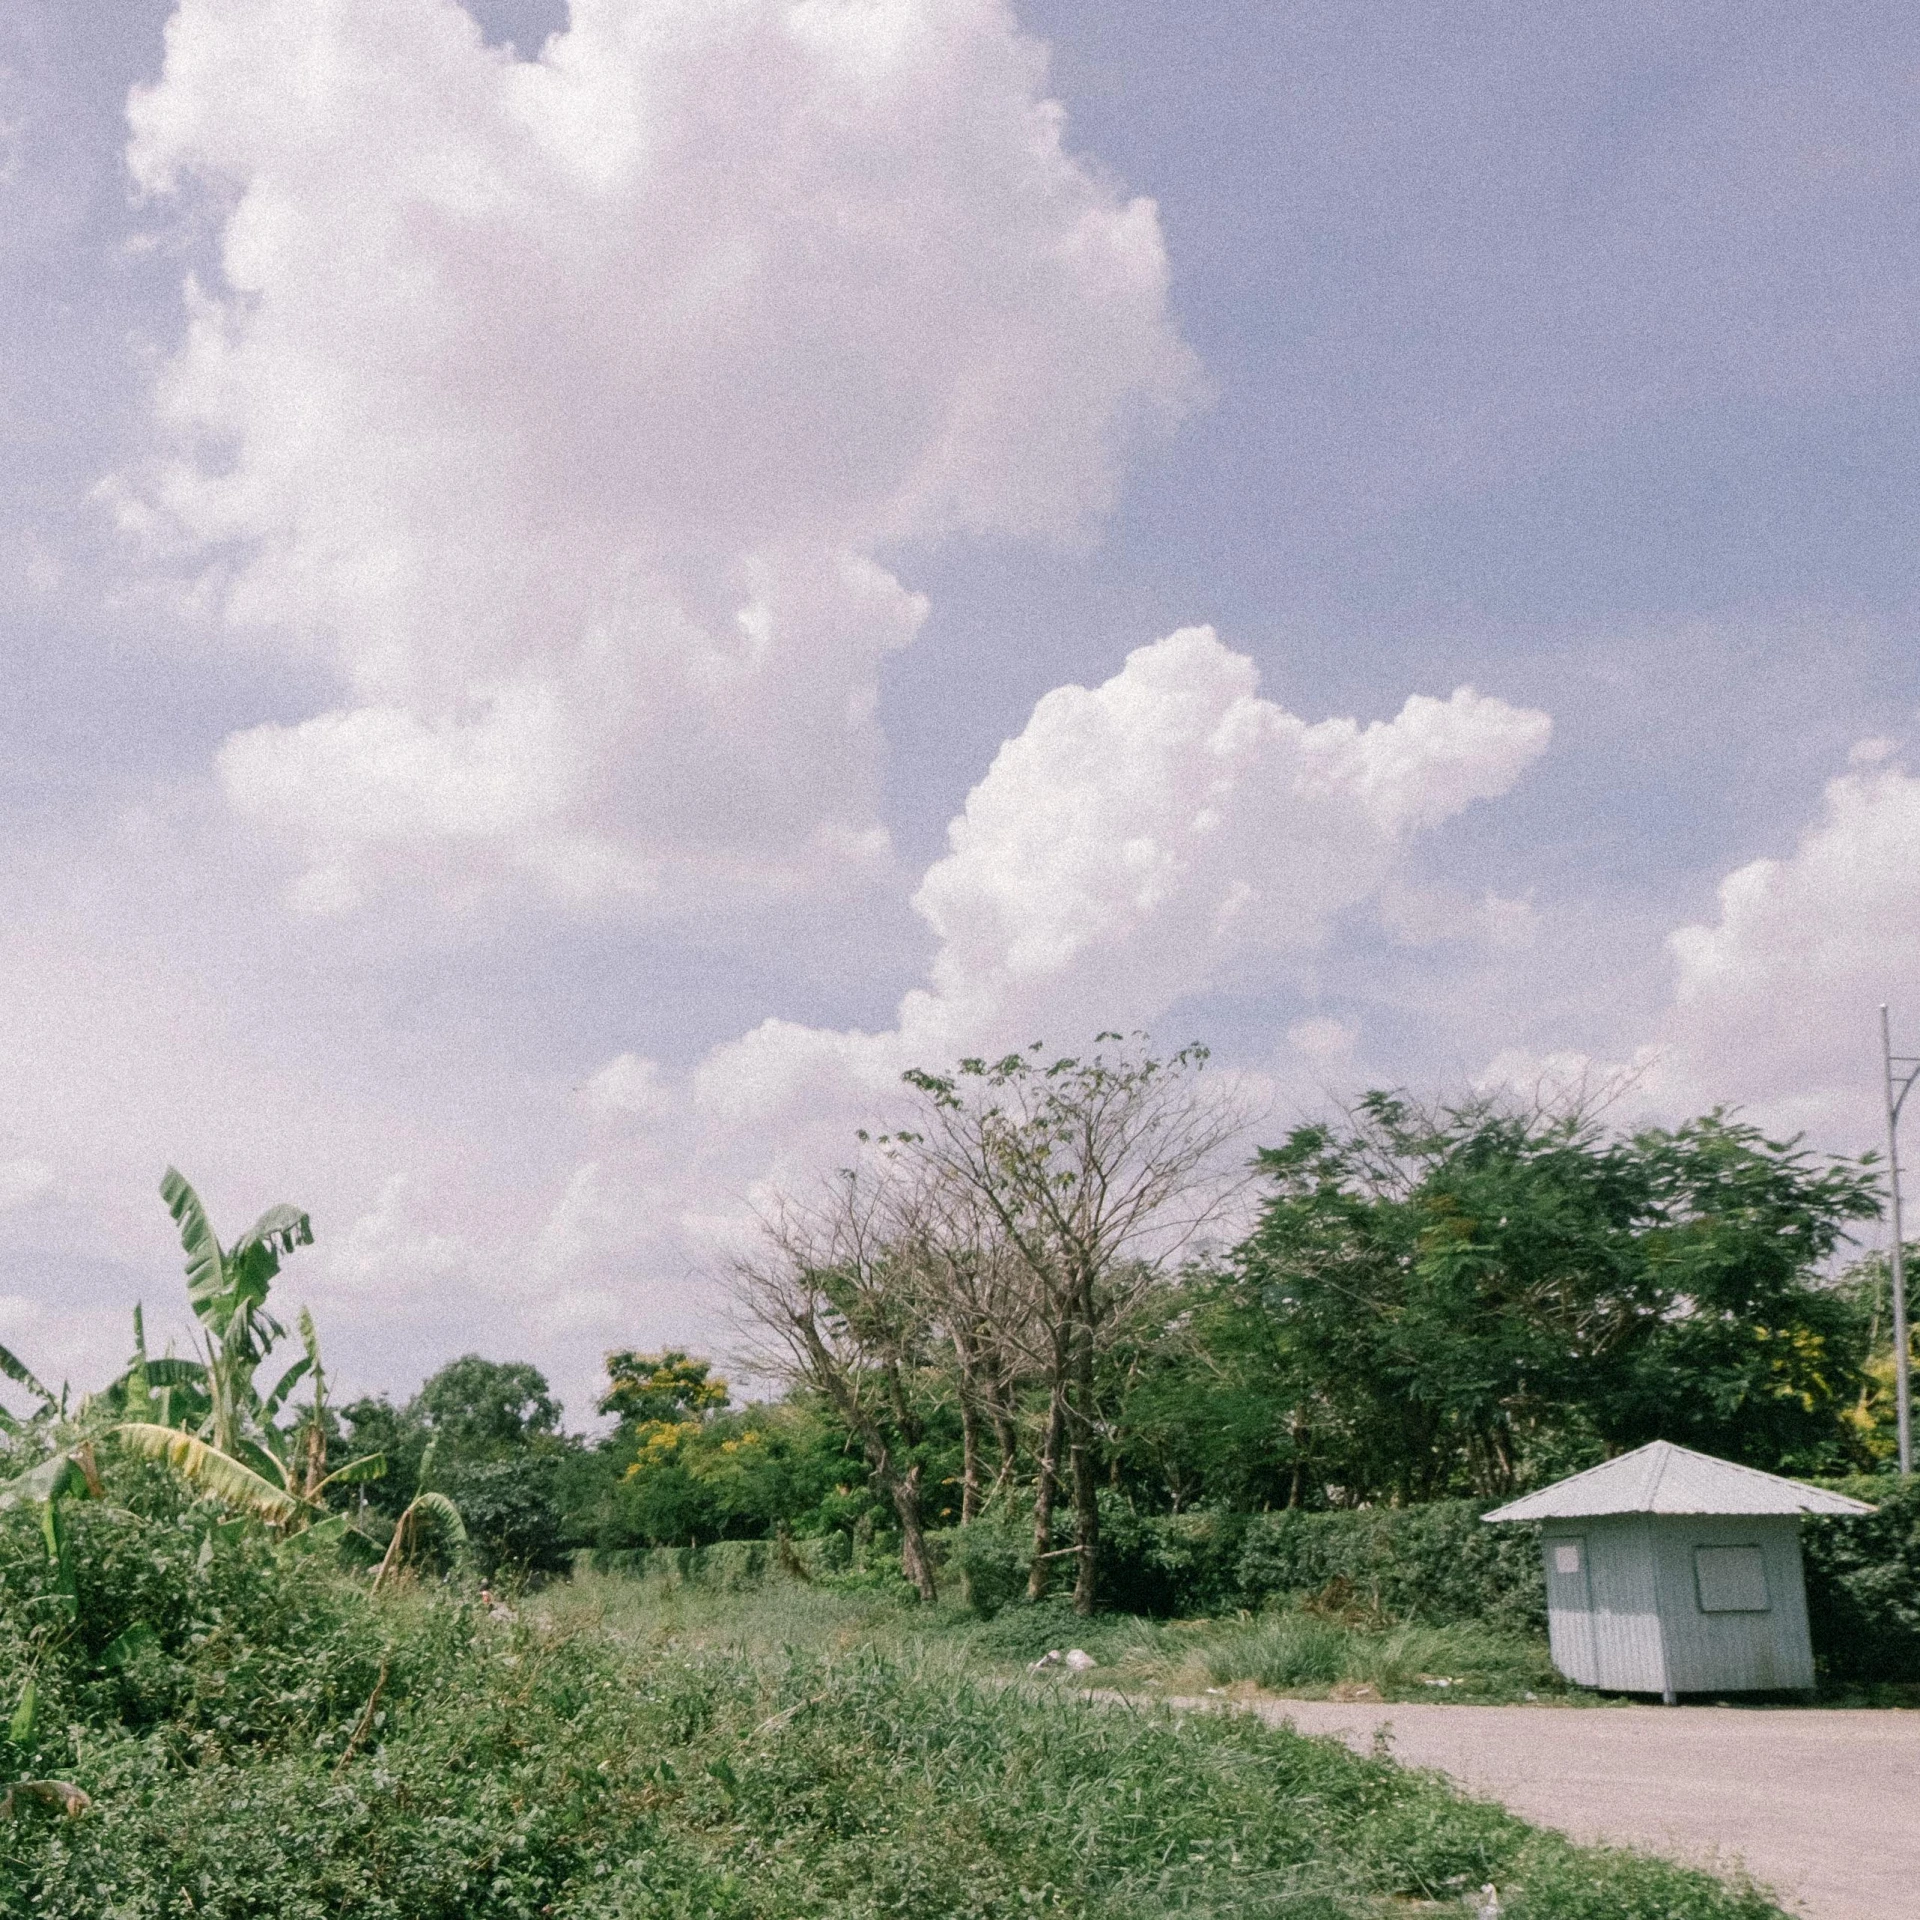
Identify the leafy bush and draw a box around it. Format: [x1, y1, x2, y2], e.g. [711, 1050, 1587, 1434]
[1097, 1500, 1253, 1615]
[438, 1453, 571, 1578]
[1237, 1502, 1547, 1634]
[1801, 1475, 1920, 1681]
[944, 1518, 1029, 1615]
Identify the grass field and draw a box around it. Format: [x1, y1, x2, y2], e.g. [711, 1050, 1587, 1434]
[3, 1547, 1789, 1919]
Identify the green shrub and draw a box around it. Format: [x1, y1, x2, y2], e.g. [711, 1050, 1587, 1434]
[1237, 1502, 1547, 1635]
[1096, 1500, 1252, 1615]
[1801, 1474, 1920, 1681]
[944, 1518, 1029, 1615]
[439, 1452, 572, 1578]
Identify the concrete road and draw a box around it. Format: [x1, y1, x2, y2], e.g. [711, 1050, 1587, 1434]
[1183, 1696, 1919, 1920]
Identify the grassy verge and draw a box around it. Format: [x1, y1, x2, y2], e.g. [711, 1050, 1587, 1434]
[925, 1595, 1572, 1705]
[3, 1555, 1785, 1919]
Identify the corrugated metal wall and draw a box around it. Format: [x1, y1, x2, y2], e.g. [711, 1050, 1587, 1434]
[1539, 1513, 1815, 1695]
[1649, 1513, 1814, 1694]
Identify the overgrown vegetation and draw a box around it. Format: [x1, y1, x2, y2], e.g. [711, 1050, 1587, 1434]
[0, 1045, 1908, 1912]
[0, 1522, 1788, 1918]
[615, 1047, 1896, 1616]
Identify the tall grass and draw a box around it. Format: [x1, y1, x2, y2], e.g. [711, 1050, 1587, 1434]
[1181, 1611, 1567, 1702]
[2, 1537, 1779, 1919]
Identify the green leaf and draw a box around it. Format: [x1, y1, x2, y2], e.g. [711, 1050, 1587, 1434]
[0, 1450, 88, 1513]
[112, 1422, 305, 1526]
[41, 1496, 74, 1610]
[8, 1678, 35, 1747]
[409, 1489, 466, 1546]
[313, 1452, 386, 1496]
[372, 1489, 467, 1589]
[233, 1434, 293, 1490]
[162, 1166, 231, 1335]
[142, 1358, 208, 1389]
[278, 1512, 350, 1560]
[100, 1622, 160, 1671]
[225, 1205, 313, 1319]
[262, 1353, 313, 1422]
[0, 1339, 53, 1409]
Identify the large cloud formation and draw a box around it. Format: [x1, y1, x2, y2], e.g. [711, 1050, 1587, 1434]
[1477, 742, 1920, 1151]
[1662, 747, 1920, 1136]
[545, 628, 1551, 1314]
[115, 0, 1194, 910]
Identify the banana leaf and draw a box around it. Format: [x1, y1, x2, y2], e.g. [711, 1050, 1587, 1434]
[233, 1434, 293, 1490]
[313, 1452, 385, 1497]
[142, 1358, 209, 1388]
[0, 1449, 94, 1512]
[113, 1423, 305, 1526]
[0, 1340, 53, 1409]
[162, 1166, 230, 1335]
[261, 1353, 312, 1422]
[373, 1490, 467, 1589]
[9, 1678, 35, 1747]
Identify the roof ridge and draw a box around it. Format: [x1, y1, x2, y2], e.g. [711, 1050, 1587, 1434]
[1644, 1439, 1673, 1506]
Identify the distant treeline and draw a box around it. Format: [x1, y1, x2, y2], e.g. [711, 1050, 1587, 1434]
[338, 1043, 1906, 1612]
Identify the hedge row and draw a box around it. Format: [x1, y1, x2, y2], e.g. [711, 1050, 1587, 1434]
[1092, 1480, 1920, 1678]
[1799, 1476, 1920, 1681]
[582, 1477, 1920, 1682]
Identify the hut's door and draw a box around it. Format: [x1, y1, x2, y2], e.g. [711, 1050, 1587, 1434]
[1542, 1534, 1597, 1684]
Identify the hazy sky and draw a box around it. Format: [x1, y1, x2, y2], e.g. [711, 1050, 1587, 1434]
[4, 0, 1918, 1419]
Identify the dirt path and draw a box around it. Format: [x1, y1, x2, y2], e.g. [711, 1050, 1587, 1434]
[1173, 1695, 1920, 1920]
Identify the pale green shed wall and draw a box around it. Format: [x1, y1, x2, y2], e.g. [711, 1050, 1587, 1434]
[1648, 1513, 1814, 1693]
[1538, 1512, 1814, 1695]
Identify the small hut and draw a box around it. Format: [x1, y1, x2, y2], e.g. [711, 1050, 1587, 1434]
[1483, 1441, 1875, 1702]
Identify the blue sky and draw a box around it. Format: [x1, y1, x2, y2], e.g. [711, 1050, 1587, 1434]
[2, 0, 1917, 1418]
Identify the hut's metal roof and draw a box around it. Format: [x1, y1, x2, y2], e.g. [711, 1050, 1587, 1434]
[1481, 1441, 1877, 1521]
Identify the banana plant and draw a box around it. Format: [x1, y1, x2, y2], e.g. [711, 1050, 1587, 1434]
[0, 1441, 104, 1611]
[160, 1165, 308, 1457]
[371, 1490, 467, 1591]
[1, 1680, 90, 1823]
[111, 1171, 386, 1527]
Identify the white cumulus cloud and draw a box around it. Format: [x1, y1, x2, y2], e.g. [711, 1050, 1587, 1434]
[1477, 751, 1920, 1151]
[542, 628, 1552, 1309]
[117, 0, 1195, 909]
[1663, 756, 1920, 1135]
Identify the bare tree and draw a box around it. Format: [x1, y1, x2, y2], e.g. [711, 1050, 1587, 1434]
[728, 1166, 942, 1601]
[893, 1175, 1035, 1524]
[900, 1034, 1250, 1614]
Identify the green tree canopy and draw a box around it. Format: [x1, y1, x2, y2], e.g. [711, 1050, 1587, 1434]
[598, 1350, 729, 1428]
[1227, 1093, 1883, 1503]
[414, 1355, 561, 1457]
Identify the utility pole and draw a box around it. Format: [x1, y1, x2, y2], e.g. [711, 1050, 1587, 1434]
[1880, 1005, 1920, 1477]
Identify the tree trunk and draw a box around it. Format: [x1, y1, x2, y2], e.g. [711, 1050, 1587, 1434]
[888, 1461, 939, 1603]
[795, 1315, 937, 1603]
[1027, 1388, 1065, 1601]
[952, 1338, 984, 1525]
[1068, 1312, 1100, 1617]
[990, 1398, 1020, 1504]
